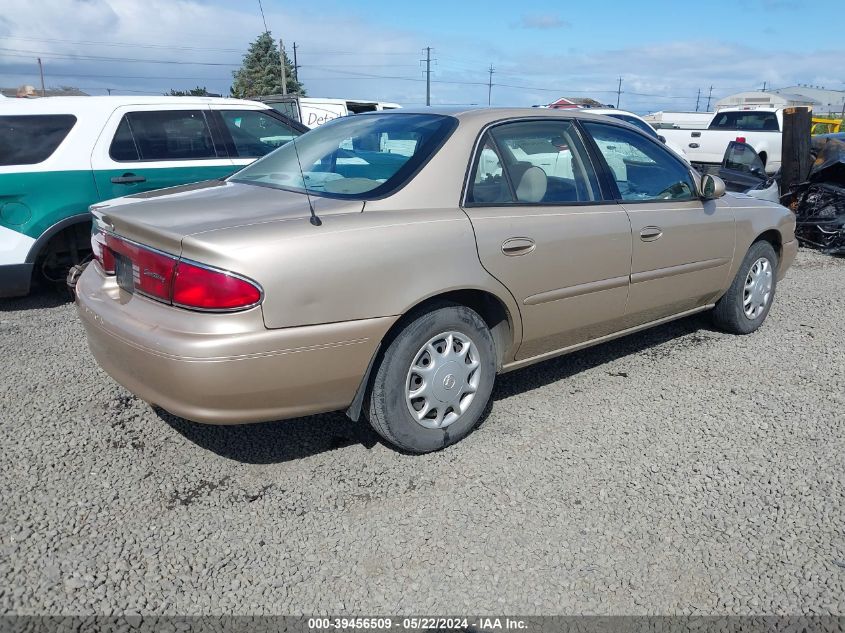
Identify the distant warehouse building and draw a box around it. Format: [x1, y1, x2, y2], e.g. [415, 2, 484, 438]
[771, 85, 845, 117]
[715, 90, 817, 110]
[716, 87, 845, 116]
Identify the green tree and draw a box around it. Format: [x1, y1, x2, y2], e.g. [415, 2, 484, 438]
[167, 86, 210, 96]
[230, 32, 304, 98]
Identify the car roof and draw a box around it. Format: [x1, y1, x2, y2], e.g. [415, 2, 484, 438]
[362, 106, 639, 126]
[0, 95, 270, 116]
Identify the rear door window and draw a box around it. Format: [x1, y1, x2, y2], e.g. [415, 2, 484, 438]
[0, 115, 76, 166]
[218, 109, 302, 157]
[109, 117, 140, 161]
[467, 120, 600, 205]
[112, 110, 218, 161]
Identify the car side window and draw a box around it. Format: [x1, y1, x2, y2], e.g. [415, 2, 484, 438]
[116, 110, 217, 161]
[0, 114, 76, 166]
[109, 117, 140, 161]
[582, 121, 696, 202]
[724, 142, 765, 175]
[468, 140, 511, 204]
[219, 110, 301, 158]
[467, 120, 599, 205]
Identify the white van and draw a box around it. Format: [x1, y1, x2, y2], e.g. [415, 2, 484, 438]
[259, 96, 401, 129]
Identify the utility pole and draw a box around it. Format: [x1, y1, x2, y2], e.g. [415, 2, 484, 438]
[37, 57, 45, 97]
[292, 42, 299, 85]
[106, 88, 112, 95]
[279, 38, 288, 95]
[423, 47, 432, 106]
[706, 85, 713, 111]
[762, 81, 767, 92]
[695, 88, 701, 112]
[487, 64, 494, 106]
[615, 77, 622, 108]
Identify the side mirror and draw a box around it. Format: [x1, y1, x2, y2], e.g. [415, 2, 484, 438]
[701, 174, 726, 200]
[658, 134, 667, 144]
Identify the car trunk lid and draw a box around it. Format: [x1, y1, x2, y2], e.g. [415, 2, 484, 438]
[92, 179, 363, 256]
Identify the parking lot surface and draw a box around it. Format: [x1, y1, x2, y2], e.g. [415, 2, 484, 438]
[1, 248, 844, 615]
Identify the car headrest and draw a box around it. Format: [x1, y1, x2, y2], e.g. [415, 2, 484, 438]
[515, 165, 548, 203]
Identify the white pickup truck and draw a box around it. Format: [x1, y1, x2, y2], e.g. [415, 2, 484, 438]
[660, 107, 783, 174]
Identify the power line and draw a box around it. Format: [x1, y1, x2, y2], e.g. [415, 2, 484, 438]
[256, 0, 269, 32]
[0, 70, 230, 81]
[0, 35, 245, 53]
[0, 48, 239, 65]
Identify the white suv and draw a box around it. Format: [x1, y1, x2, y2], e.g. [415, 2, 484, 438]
[0, 96, 306, 297]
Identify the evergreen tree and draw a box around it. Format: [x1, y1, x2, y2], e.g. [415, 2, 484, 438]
[231, 32, 304, 98]
[167, 86, 210, 96]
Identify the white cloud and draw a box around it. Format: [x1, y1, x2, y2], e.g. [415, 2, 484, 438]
[0, 1, 842, 112]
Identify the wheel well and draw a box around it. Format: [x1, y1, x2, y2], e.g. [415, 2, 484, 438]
[27, 217, 93, 282]
[345, 289, 516, 422]
[754, 229, 782, 258]
[389, 290, 515, 369]
[25, 214, 92, 264]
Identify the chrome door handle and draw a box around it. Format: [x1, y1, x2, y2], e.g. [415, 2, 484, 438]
[501, 237, 536, 256]
[640, 227, 663, 242]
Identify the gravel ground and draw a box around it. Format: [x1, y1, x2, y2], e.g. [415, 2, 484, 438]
[1, 248, 843, 616]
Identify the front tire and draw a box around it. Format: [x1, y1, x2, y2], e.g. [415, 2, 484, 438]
[366, 304, 496, 453]
[711, 240, 778, 334]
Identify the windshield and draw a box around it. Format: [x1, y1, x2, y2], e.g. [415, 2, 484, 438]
[230, 113, 457, 198]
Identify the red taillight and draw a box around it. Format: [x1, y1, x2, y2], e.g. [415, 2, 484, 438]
[91, 229, 115, 274]
[106, 233, 176, 302]
[172, 260, 262, 310]
[95, 232, 261, 311]
[736, 136, 746, 144]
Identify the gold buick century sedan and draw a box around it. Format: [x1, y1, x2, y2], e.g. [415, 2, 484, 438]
[76, 108, 797, 453]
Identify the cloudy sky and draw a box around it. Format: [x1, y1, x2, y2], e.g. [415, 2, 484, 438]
[0, 0, 841, 113]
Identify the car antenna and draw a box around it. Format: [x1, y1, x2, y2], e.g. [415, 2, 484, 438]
[291, 138, 321, 226]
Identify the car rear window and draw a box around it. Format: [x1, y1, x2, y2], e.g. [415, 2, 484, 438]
[709, 111, 780, 131]
[0, 115, 77, 166]
[230, 113, 457, 199]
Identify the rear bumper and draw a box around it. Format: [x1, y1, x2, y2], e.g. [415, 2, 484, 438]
[0, 263, 33, 298]
[779, 238, 798, 280]
[75, 265, 395, 424]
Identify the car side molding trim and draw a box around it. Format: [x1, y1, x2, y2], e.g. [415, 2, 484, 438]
[523, 275, 629, 306]
[502, 304, 715, 373]
[631, 257, 731, 285]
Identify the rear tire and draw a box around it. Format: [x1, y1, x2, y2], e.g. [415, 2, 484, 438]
[711, 240, 778, 334]
[366, 304, 496, 453]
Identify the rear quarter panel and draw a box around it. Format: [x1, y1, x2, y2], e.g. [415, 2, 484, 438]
[180, 208, 523, 358]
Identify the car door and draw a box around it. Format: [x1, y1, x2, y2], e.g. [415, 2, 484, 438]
[91, 104, 235, 201]
[717, 141, 768, 191]
[462, 119, 632, 361]
[581, 120, 736, 325]
[210, 106, 306, 172]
